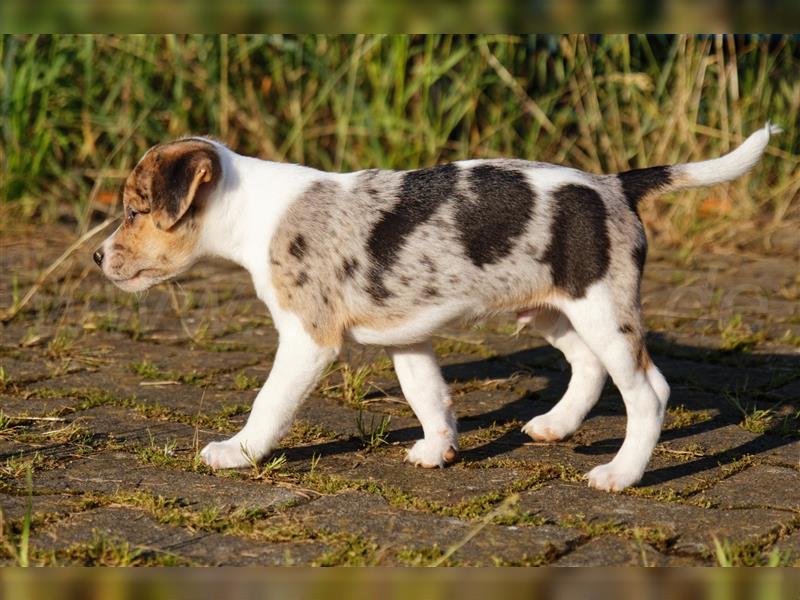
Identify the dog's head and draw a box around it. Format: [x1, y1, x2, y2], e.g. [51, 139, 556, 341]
[94, 139, 221, 292]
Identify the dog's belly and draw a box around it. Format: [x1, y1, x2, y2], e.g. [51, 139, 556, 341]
[348, 301, 474, 346]
[346, 278, 559, 347]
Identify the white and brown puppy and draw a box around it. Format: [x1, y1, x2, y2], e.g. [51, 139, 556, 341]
[95, 124, 778, 491]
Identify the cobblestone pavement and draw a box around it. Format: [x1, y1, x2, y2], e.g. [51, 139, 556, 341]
[1, 223, 798, 566]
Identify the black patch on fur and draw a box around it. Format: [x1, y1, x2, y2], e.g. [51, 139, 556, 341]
[632, 238, 647, 273]
[455, 165, 536, 268]
[342, 257, 359, 278]
[289, 234, 307, 260]
[365, 163, 458, 302]
[365, 277, 392, 302]
[632, 236, 648, 292]
[150, 144, 220, 228]
[619, 323, 635, 334]
[295, 272, 309, 287]
[543, 184, 610, 298]
[423, 286, 439, 298]
[618, 166, 672, 211]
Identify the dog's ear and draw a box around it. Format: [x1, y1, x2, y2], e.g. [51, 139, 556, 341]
[150, 142, 221, 230]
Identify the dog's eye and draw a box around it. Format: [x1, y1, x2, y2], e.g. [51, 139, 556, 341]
[126, 207, 139, 223]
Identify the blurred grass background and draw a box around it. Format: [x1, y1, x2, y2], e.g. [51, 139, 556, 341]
[1, 34, 798, 253]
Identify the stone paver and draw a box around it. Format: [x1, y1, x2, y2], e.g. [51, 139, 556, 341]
[703, 465, 800, 510]
[517, 481, 794, 555]
[27, 452, 304, 512]
[0, 493, 79, 522]
[1, 224, 797, 565]
[30, 506, 326, 566]
[57, 405, 202, 451]
[553, 536, 678, 567]
[307, 452, 529, 506]
[285, 491, 581, 565]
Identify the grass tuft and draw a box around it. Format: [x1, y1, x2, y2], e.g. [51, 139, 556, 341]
[0, 466, 32, 566]
[719, 314, 766, 352]
[322, 363, 377, 409]
[355, 411, 391, 451]
[713, 536, 793, 567]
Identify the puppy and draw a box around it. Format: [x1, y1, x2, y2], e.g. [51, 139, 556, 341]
[95, 124, 777, 491]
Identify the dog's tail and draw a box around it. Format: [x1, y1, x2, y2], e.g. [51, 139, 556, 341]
[618, 122, 780, 209]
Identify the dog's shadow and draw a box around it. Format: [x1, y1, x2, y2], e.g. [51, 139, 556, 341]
[285, 332, 799, 488]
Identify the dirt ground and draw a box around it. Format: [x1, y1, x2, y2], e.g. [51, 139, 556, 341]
[1, 222, 798, 566]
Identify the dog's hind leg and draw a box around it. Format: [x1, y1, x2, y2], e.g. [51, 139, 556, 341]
[200, 312, 338, 469]
[388, 340, 458, 468]
[522, 308, 607, 442]
[557, 284, 668, 491]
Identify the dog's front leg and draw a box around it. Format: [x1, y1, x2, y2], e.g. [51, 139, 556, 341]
[201, 315, 338, 469]
[388, 340, 458, 468]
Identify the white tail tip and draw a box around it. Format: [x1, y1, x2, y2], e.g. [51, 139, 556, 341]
[766, 121, 782, 136]
[678, 122, 777, 189]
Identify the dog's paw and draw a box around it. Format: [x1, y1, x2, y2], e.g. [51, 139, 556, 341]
[585, 462, 640, 492]
[522, 413, 575, 442]
[200, 438, 253, 469]
[405, 438, 458, 468]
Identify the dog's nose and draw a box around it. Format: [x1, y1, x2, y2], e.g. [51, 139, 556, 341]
[93, 249, 104, 268]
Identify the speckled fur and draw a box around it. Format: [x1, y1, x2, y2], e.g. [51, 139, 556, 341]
[270, 160, 648, 359]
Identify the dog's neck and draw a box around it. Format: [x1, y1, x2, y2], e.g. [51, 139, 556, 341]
[198, 144, 324, 300]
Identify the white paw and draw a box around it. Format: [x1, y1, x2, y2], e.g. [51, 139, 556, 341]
[585, 462, 641, 492]
[405, 438, 458, 468]
[522, 412, 576, 442]
[200, 438, 254, 469]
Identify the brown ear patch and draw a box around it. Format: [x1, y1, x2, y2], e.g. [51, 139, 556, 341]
[144, 140, 221, 230]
